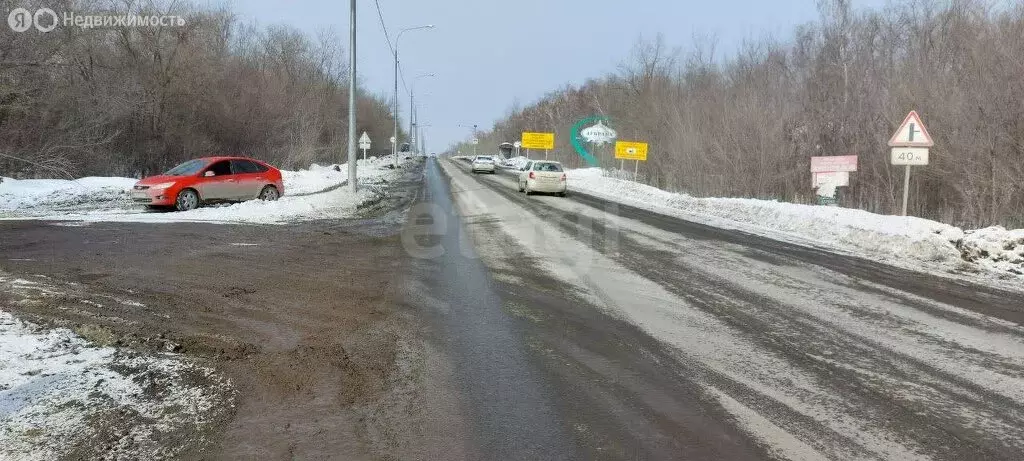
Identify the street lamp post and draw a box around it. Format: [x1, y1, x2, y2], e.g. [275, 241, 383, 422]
[393, 25, 434, 167]
[410, 73, 435, 152]
[458, 123, 478, 156]
[418, 123, 431, 155]
[346, 0, 357, 192]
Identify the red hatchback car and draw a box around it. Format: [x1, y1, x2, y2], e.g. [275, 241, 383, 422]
[131, 156, 285, 211]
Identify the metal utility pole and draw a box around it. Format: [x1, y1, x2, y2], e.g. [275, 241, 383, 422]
[458, 123, 479, 156]
[392, 25, 434, 167]
[418, 124, 431, 155]
[347, 0, 357, 192]
[409, 73, 434, 154]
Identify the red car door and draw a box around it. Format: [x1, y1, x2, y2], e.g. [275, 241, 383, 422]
[230, 159, 263, 199]
[197, 160, 237, 200]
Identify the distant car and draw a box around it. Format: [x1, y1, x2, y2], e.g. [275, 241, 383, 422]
[517, 160, 567, 196]
[131, 156, 284, 211]
[471, 155, 496, 174]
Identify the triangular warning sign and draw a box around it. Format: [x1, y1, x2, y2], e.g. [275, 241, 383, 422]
[888, 111, 934, 147]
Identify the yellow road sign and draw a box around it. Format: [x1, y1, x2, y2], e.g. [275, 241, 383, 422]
[521, 132, 555, 150]
[615, 141, 648, 161]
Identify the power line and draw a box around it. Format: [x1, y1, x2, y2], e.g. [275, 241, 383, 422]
[374, 0, 394, 55]
[372, 2, 416, 119]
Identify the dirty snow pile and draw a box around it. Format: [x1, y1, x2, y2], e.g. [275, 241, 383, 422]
[959, 227, 1024, 275]
[0, 308, 233, 459]
[283, 156, 401, 195]
[0, 156, 416, 224]
[567, 168, 1024, 279]
[499, 155, 530, 169]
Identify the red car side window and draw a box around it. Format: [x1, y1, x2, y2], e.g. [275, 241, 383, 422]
[206, 160, 233, 176]
[231, 159, 268, 174]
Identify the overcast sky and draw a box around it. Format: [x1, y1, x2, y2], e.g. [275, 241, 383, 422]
[229, 0, 887, 152]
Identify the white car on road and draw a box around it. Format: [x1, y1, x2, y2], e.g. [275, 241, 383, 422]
[471, 155, 496, 174]
[517, 160, 567, 196]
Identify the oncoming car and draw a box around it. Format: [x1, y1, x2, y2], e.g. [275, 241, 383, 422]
[471, 155, 496, 173]
[131, 156, 285, 211]
[517, 160, 567, 196]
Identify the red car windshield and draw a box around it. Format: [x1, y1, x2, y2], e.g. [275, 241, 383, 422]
[164, 159, 208, 176]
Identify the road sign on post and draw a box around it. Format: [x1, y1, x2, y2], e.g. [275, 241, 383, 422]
[810, 155, 858, 204]
[888, 111, 933, 216]
[890, 147, 929, 165]
[581, 121, 617, 145]
[521, 132, 554, 150]
[614, 141, 648, 161]
[522, 132, 554, 161]
[813, 171, 850, 187]
[358, 132, 371, 161]
[810, 155, 858, 173]
[615, 141, 648, 181]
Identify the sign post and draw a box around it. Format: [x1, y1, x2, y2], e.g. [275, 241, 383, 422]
[888, 111, 934, 216]
[513, 141, 522, 157]
[615, 141, 648, 182]
[389, 136, 397, 168]
[810, 155, 858, 206]
[581, 121, 617, 165]
[358, 132, 372, 161]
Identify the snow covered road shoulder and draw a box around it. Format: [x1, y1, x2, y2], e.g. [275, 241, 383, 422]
[0, 176, 137, 214]
[563, 167, 1024, 283]
[0, 156, 419, 224]
[0, 274, 234, 460]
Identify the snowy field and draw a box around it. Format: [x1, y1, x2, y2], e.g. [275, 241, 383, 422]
[0, 274, 234, 459]
[0, 156, 415, 224]
[559, 166, 1023, 283]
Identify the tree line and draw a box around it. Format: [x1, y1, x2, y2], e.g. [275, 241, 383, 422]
[465, 0, 1024, 228]
[0, 0, 402, 178]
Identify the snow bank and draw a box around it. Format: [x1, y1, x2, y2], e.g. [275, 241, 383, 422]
[0, 176, 136, 212]
[500, 155, 530, 169]
[283, 156, 399, 195]
[960, 227, 1024, 276]
[566, 168, 1023, 280]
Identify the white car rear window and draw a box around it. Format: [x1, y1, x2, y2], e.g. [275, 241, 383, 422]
[534, 163, 563, 172]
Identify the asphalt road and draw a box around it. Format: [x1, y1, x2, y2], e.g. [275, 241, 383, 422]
[3, 156, 1024, 460]
[403, 159, 768, 460]
[426, 156, 1024, 460]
